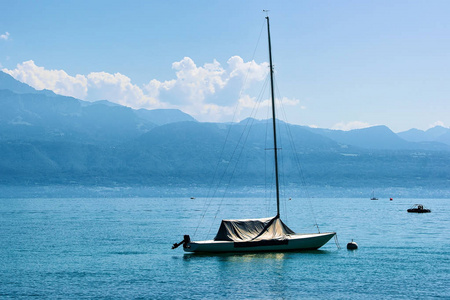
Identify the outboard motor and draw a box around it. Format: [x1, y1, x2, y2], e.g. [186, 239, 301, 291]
[182, 235, 191, 249]
[171, 235, 191, 249]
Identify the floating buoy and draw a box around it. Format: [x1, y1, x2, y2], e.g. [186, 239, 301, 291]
[390, 198, 393, 201]
[347, 239, 358, 250]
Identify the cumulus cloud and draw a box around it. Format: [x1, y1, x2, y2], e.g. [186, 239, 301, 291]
[142, 56, 272, 120]
[3, 60, 88, 99]
[0, 32, 10, 40]
[2, 57, 305, 122]
[2, 60, 162, 109]
[157, 57, 228, 103]
[144, 56, 268, 106]
[332, 121, 372, 131]
[86, 71, 161, 108]
[227, 56, 269, 84]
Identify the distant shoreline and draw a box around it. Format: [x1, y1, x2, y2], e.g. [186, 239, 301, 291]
[1, 184, 449, 199]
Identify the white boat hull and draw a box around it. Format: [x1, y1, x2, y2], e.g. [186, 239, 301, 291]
[183, 232, 336, 253]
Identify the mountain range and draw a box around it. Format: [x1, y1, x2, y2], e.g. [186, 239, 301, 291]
[397, 126, 450, 146]
[1, 71, 449, 190]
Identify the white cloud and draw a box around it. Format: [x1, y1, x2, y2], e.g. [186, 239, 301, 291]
[2, 57, 305, 122]
[280, 97, 302, 108]
[144, 78, 176, 99]
[0, 32, 10, 40]
[169, 57, 227, 101]
[227, 56, 269, 84]
[238, 94, 258, 108]
[143, 57, 269, 106]
[142, 56, 271, 120]
[2, 60, 163, 109]
[86, 71, 161, 109]
[332, 121, 372, 131]
[2, 60, 88, 99]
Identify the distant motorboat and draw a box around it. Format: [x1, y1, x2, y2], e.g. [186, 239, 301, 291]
[407, 204, 431, 213]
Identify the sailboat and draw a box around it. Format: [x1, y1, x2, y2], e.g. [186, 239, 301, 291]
[172, 16, 336, 253]
[370, 190, 378, 200]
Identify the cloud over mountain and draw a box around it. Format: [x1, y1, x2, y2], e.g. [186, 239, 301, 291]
[3, 60, 88, 99]
[2, 57, 302, 123]
[332, 121, 373, 131]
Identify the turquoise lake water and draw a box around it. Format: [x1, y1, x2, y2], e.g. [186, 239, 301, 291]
[1, 193, 449, 299]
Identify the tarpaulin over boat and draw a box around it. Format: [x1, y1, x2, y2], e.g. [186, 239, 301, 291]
[214, 216, 295, 242]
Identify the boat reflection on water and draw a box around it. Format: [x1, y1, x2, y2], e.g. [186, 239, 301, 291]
[181, 249, 332, 261]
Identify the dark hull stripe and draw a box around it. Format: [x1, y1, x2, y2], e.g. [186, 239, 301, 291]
[234, 239, 289, 248]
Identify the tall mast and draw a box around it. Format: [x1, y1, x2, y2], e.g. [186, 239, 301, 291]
[266, 16, 280, 218]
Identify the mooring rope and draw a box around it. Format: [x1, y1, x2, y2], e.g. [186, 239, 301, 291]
[334, 233, 342, 250]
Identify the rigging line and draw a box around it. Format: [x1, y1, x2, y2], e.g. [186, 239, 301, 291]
[207, 116, 261, 237]
[201, 20, 268, 237]
[206, 74, 270, 226]
[193, 20, 267, 237]
[194, 120, 239, 237]
[211, 74, 270, 198]
[278, 118, 288, 222]
[264, 99, 271, 216]
[206, 75, 270, 238]
[237, 19, 266, 101]
[274, 78, 321, 233]
[212, 74, 270, 194]
[277, 95, 320, 232]
[239, 18, 266, 95]
[264, 112, 268, 214]
[269, 77, 289, 221]
[278, 127, 288, 222]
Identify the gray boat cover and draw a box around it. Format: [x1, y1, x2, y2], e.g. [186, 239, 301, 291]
[214, 216, 295, 242]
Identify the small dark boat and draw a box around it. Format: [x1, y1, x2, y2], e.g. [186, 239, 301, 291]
[407, 204, 431, 213]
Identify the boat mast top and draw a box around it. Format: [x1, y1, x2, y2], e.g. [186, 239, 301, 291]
[266, 15, 280, 218]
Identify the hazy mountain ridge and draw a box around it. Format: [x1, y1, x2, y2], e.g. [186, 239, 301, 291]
[1, 71, 449, 188]
[308, 125, 450, 150]
[0, 75, 196, 144]
[398, 126, 450, 146]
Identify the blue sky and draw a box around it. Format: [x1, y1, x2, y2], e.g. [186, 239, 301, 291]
[1, 0, 449, 132]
